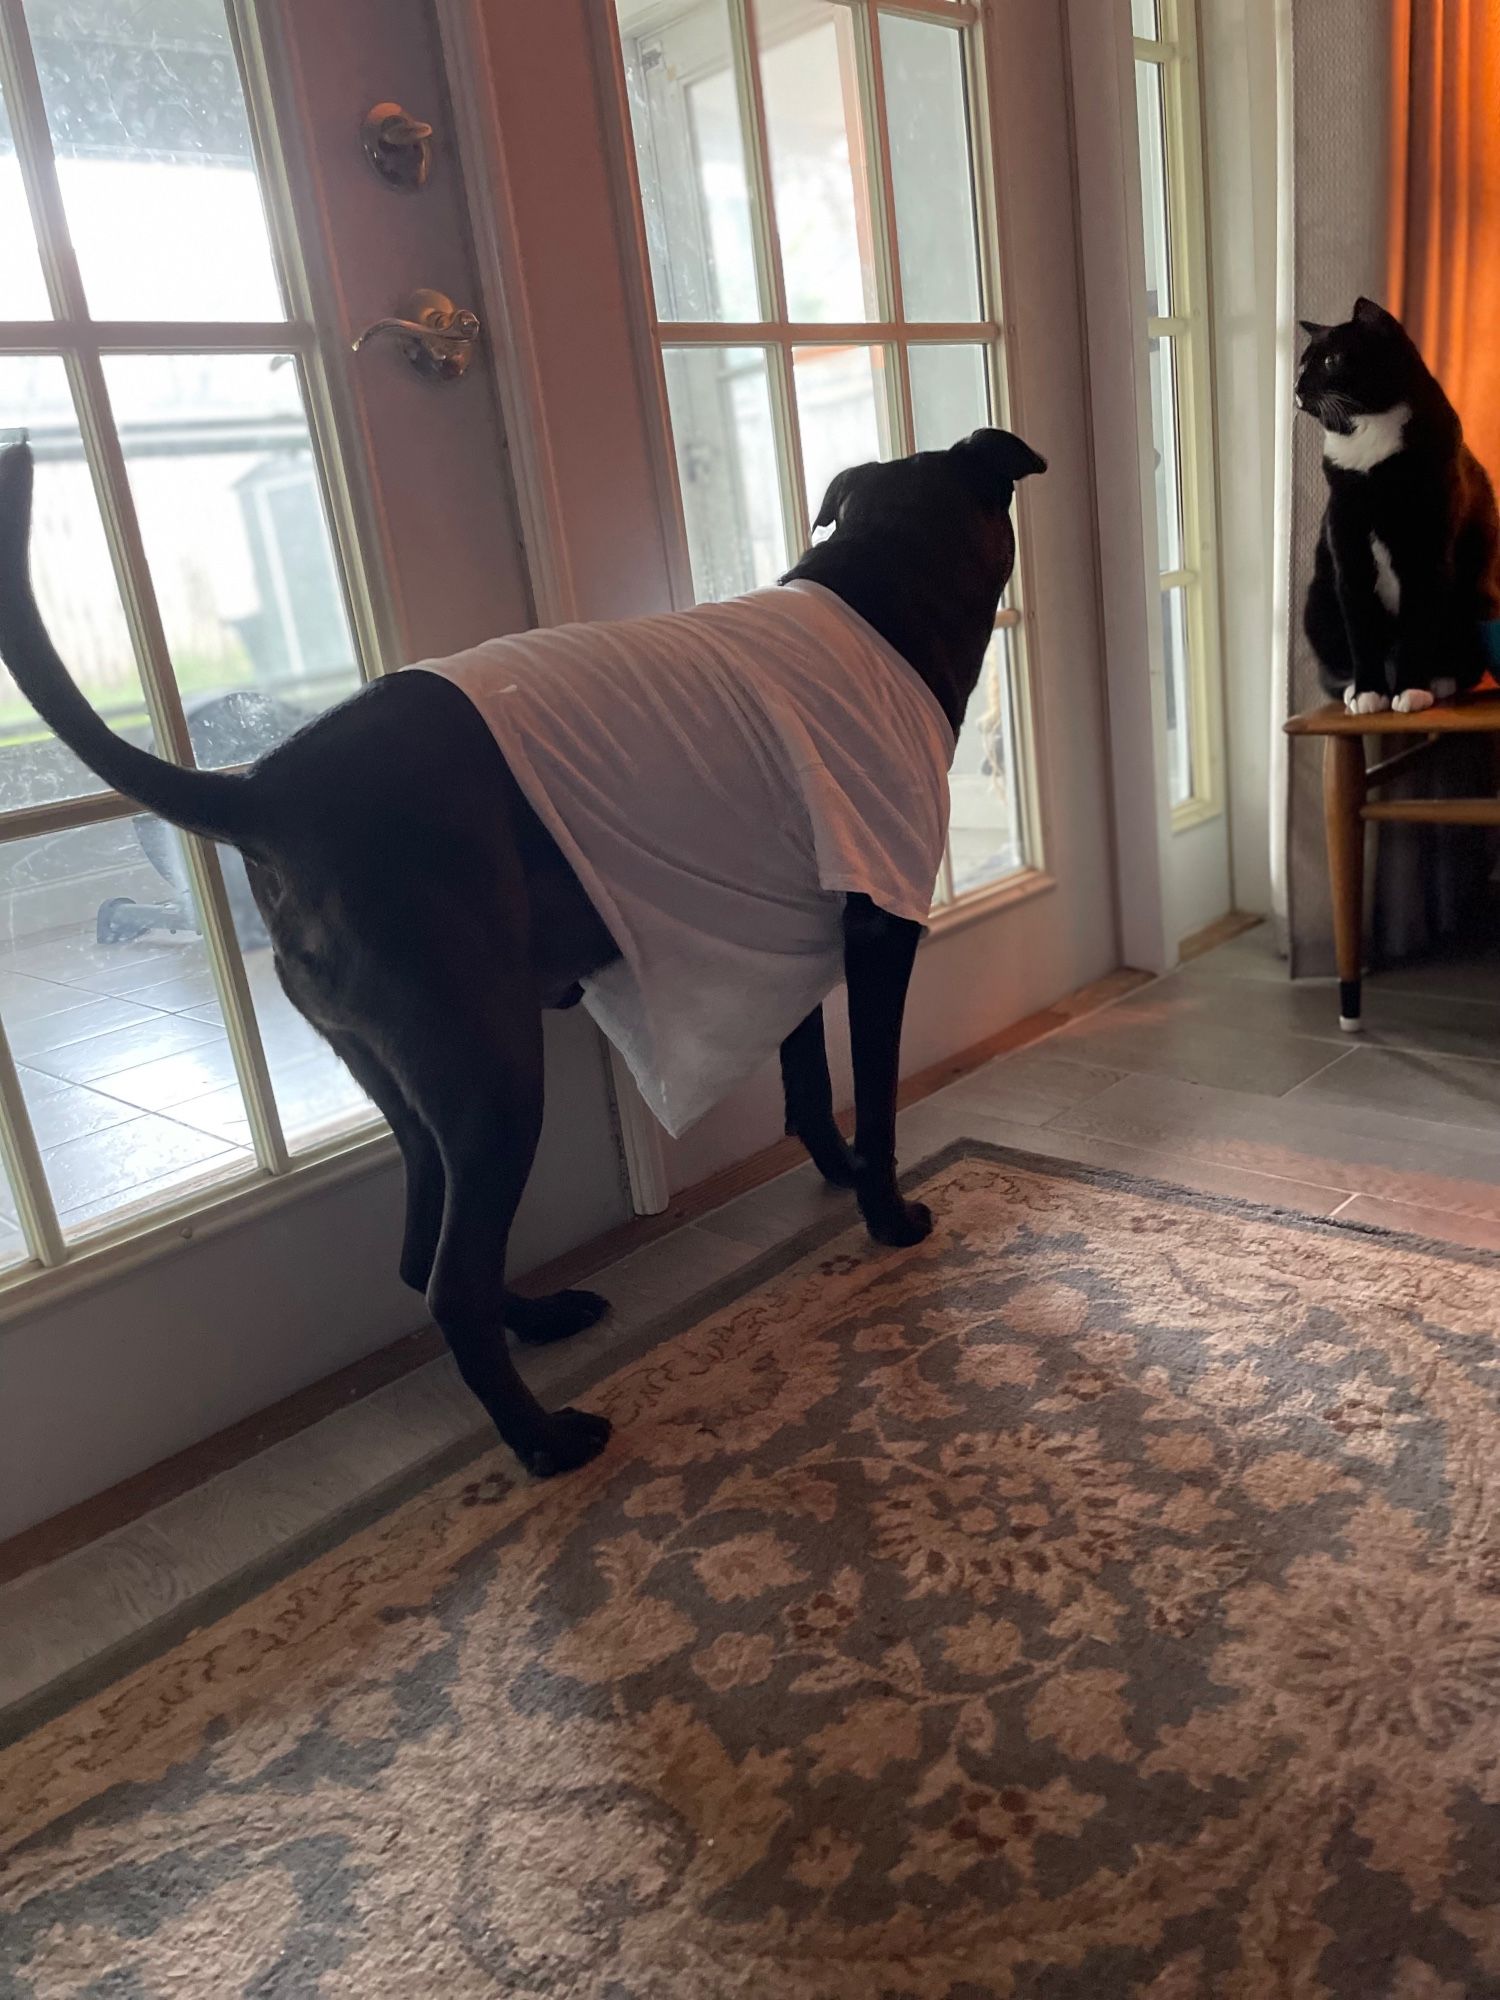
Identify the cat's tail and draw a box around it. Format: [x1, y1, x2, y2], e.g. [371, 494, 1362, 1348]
[0, 444, 264, 851]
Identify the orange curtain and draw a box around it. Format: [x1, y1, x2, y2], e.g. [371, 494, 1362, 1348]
[1388, 0, 1500, 479]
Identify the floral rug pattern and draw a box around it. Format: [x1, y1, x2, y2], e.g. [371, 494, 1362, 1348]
[3, 1145, 1500, 1998]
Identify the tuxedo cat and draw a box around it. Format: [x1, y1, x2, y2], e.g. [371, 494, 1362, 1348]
[1299, 297, 1500, 714]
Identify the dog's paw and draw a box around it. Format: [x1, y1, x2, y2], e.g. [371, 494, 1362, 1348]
[507, 1287, 609, 1345]
[1345, 689, 1390, 715]
[1392, 687, 1435, 714]
[863, 1198, 933, 1249]
[520, 1407, 612, 1477]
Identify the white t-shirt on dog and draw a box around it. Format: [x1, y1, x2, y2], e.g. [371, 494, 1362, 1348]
[411, 580, 954, 1137]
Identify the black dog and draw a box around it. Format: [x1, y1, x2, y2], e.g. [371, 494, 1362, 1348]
[0, 430, 1043, 1477]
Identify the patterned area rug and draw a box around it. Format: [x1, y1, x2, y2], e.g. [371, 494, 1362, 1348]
[3, 1143, 1500, 1999]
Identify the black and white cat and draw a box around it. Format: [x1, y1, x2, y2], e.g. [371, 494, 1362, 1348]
[1299, 297, 1500, 714]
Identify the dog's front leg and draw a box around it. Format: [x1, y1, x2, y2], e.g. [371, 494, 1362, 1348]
[842, 892, 930, 1247]
[780, 1006, 857, 1187]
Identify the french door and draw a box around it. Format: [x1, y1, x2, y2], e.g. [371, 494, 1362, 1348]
[0, 0, 630, 1536]
[577, 0, 1122, 1185]
[1, 0, 1119, 1536]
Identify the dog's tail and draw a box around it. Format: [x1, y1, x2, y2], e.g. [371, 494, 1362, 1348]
[0, 443, 262, 850]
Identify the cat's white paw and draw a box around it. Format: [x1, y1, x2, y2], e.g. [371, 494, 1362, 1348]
[1345, 690, 1391, 715]
[1392, 688, 1435, 714]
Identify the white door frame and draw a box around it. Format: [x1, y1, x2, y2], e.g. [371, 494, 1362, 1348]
[1065, 0, 1175, 973]
[1067, 0, 1293, 967]
[435, 0, 676, 1213]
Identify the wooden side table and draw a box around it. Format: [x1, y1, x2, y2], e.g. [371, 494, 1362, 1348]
[1283, 697, 1500, 1030]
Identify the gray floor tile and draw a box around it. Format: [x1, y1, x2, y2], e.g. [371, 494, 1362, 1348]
[1051, 1070, 1500, 1220]
[26, 1014, 226, 1087]
[115, 967, 223, 1013]
[19, 1080, 141, 1151]
[41, 1113, 244, 1215]
[1048, 1004, 1345, 1097]
[89, 1039, 243, 1115]
[7, 995, 162, 1062]
[4, 935, 186, 990]
[59, 944, 210, 997]
[1175, 925, 1285, 982]
[0, 971, 113, 1028]
[0, 1517, 195, 1706]
[581, 1222, 760, 1325]
[1170, 962, 1500, 1060]
[957, 1048, 1126, 1125]
[698, 1161, 852, 1249]
[894, 1093, 1353, 1214]
[1329, 1194, 1500, 1253]
[1287, 1045, 1500, 1137]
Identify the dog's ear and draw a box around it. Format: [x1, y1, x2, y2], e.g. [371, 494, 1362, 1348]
[812, 462, 877, 533]
[949, 428, 1047, 506]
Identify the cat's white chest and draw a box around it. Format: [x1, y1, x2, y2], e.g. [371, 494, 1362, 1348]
[1323, 402, 1411, 472]
[1370, 535, 1400, 613]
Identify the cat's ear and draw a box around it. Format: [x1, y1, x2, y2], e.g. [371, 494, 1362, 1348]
[1353, 296, 1398, 330]
[1299, 319, 1330, 340]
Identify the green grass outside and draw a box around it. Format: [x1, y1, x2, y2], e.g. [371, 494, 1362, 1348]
[0, 651, 261, 747]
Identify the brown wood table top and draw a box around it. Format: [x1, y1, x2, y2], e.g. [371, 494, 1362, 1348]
[1285, 695, 1500, 737]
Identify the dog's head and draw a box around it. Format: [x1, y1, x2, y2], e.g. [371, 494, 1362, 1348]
[808, 428, 1046, 591]
[785, 429, 1045, 726]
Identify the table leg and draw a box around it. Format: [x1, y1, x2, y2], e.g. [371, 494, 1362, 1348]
[1323, 733, 1367, 1031]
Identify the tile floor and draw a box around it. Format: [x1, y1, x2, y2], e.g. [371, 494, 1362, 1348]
[8, 918, 1500, 1725]
[0, 925, 373, 1249]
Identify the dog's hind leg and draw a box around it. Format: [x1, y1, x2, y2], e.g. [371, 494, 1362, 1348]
[397, 989, 611, 1478]
[327, 1031, 445, 1294]
[328, 1031, 604, 1342]
[780, 1006, 857, 1188]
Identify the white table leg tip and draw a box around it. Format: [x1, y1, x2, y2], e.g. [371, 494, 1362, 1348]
[1339, 1016, 1363, 1034]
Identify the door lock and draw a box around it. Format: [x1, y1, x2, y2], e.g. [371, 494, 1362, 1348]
[351, 289, 480, 382]
[361, 102, 433, 191]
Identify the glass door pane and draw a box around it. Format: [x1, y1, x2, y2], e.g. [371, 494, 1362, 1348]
[793, 344, 893, 518]
[879, 12, 981, 323]
[1147, 335, 1183, 571]
[0, 820, 249, 1236]
[0, 80, 51, 317]
[1162, 585, 1193, 807]
[614, 0, 761, 322]
[949, 629, 1024, 896]
[663, 344, 786, 600]
[23, 0, 285, 321]
[908, 342, 989, 453]
[1134, 59, 1172, 318]
[758, 0, 879, 322]
[0, 356, 154, 811]
[103, 353, 361, 763]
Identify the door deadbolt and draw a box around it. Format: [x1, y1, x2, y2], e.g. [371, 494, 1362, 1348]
[362, 102, 433, 191]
